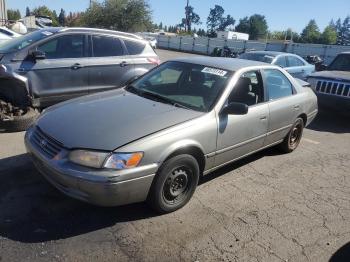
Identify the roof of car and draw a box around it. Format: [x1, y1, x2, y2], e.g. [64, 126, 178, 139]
[245, 50, 288, 57]
[59, 27, 143, 40]
[170, 56, 269, 71]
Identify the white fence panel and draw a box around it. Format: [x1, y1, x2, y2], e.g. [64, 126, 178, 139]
[169, 37, 180, 49]
[226, 40, 245, 50]
[157, 35, 350, 64]
[181, 37, 194, 52]
[157, 35, 169, 48]
[246, 41, 266, 51]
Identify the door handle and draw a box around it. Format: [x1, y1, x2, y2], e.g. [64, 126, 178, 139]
[120, 61, 129, 67]
[71, 63, 83, 70]
[260, 116, 267, 121]
[294, 105, 300, 110]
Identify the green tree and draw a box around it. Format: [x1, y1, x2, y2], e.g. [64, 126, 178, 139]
[83, 0, 153, 32]
[159, 22, 163, 30]
[218, 15, 235, 31]
[7, 9, 21, 21]
[269, 31, 287, 40]
[248, 14, 268, 40]
[181, 5, 200, 32]
[235, 14, 268, 40]
[235, 16, 250, 34]
[337, 16, 350, 45]
[301, 19, 321, 43]
[320, 25, 337, 44]
[58, 8, 66, 26]
[207, 5, 235, 37]
[26, 7, 31, 16]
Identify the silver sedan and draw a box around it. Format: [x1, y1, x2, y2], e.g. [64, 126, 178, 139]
[25, 57, 318, 213]
[239, 51, 315, 80]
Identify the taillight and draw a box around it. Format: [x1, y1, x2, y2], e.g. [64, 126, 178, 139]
[147, 57, 160, 66]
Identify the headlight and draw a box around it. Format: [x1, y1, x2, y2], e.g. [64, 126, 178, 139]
[104, 152, 143, 170]
[69, 150, 109, 168]
[69, 150, 143, 170]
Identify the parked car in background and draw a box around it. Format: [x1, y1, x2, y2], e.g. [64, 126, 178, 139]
[0, 27, 160, 131]
[0, 26, 22, 38]
[307, 52, 350, 110]
[25, 57, 318, 213]
[239, 51, 315, 80]
[144, 36, 157, 49]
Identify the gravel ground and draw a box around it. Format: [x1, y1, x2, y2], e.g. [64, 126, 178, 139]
[0, 49, 349, 262]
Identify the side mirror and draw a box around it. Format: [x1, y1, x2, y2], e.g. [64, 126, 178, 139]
[30, 50, 46, 60]
[221, 102, 248, 115]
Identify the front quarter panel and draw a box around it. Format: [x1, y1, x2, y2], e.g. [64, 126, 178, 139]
[116, 111, 218, 172]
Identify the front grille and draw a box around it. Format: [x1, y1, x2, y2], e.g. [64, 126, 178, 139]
[315, 80, 350, 98]
[30, 127, 64, 159]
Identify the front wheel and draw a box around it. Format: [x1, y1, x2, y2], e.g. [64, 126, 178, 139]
[279, 117, 304, 153]
[148, 154, 200, 213]
[0, 107, 39, 132]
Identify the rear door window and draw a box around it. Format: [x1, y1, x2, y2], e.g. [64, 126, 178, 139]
[264, 69, 293, 100]
[123, 39, 146, 55]
[275, 56, 287, 68]
[92, 35, 124, 57]
[287, 56, 305, 67]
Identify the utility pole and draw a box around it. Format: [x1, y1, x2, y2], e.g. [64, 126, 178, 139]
[185, 0, 189, 32]
[90, 0, 92, 8]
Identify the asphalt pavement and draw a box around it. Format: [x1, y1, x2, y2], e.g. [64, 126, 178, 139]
[0, 49, 350, 262]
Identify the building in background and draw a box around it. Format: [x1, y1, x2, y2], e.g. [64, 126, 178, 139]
[0, 0, 7, 25]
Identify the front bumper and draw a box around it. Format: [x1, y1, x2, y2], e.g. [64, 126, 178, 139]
[24, 128, 158, 207]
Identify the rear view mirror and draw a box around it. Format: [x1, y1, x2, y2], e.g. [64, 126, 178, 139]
[30, 50, 46, 60]
[221, 102, 248, 115]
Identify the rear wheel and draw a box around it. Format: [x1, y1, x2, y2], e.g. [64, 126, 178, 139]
[148, 154, 199, 213]
[279, 117, 304, 153]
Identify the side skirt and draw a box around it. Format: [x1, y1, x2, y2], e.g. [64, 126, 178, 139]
[203, 139, 283, 176]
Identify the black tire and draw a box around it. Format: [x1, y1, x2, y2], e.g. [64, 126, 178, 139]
[0, 107, 39, 132]
[148, 154, 200, 213]
[279, 117, 304, 153]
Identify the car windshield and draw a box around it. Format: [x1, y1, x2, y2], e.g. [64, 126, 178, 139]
[126, 61, 233, 112]
[0, 30, 56, 53]
[328, 54, 350, 71]
[239, 53, 274, 64]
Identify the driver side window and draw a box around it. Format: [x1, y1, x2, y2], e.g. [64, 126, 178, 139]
[228, 71, 265, 106]
[38, 34, 85, 59]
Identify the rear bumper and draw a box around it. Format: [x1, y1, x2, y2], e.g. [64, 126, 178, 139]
[25, 129, 157, 207]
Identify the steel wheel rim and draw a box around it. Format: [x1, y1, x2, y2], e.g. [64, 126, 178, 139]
[289, 122, 302, 148]
[162, 167, 192, 205]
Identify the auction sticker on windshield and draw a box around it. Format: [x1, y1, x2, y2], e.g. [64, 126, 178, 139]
[201, 67, 227, 77]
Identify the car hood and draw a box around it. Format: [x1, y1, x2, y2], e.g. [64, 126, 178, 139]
[37, 89, 203, 151]
[308, 71, 350, 81]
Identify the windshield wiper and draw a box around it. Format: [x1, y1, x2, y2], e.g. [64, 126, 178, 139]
[126, 85, 193, 110]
